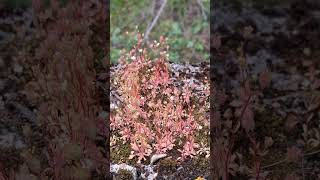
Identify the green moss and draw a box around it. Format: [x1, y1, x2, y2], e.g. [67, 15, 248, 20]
[192, 155, 209, 169]
[115, 169, 133, 180]
[173, 155, 209, 179]
[195, 127, 209, 145]
[111, 142, 133, 164]
[158, 158, 177, 174]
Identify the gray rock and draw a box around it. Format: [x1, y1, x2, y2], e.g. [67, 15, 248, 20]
[9, 102, 37, 123]
[13, 63, 23, 74]
[0, 129, 26, 149]
[150, 154, 167, 165]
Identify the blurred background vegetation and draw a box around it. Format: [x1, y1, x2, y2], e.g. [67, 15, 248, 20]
[111, 0, 210, 64]
[1, 0, 296, 64]
[1, 0, 210, 64]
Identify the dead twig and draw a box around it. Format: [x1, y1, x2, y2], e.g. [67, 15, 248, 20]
[144, 0, 167, 43]
[262, 149, 320, 169]
[196, 0, 207, 21]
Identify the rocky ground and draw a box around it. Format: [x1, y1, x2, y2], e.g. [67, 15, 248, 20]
[212, 0, 320, 179]
[0, 7, 37, 165]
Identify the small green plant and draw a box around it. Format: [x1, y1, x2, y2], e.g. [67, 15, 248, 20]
[110, 0, 210, 64]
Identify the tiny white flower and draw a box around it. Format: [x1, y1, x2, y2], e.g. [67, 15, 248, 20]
[131, 56, 136, 60]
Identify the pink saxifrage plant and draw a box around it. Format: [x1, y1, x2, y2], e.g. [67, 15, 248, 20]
[111, 33, 209, 163]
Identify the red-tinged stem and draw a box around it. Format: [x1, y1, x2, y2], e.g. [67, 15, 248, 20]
[224, 90, 252, 180]
[256, 160, 261, 180]
[225, 132, 235, 180]
[239, 94, 252, 124]
[246, 133, 262, 180]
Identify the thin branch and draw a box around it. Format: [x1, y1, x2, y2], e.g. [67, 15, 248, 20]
[144, 0, 167, 43]
[302, 157, 305, 180]
[262, 158, 287, 169]
[196, 0, 207, 21]
[262, 148, 320, 169]
[305, 149, 320, 156]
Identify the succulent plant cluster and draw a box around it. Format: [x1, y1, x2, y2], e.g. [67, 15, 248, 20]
[111, 33, 209, 163]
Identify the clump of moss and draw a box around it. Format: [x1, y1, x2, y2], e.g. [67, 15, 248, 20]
[173, 156, 210, 179]
[195, 127, 209, 144]
[114, 169, 133, 180]
[192, 155, 209, 168]
[111, 142, 133, 164]
[158, 158, 177, 174]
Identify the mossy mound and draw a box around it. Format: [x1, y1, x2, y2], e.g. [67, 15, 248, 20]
[114, 169, 133, 180]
